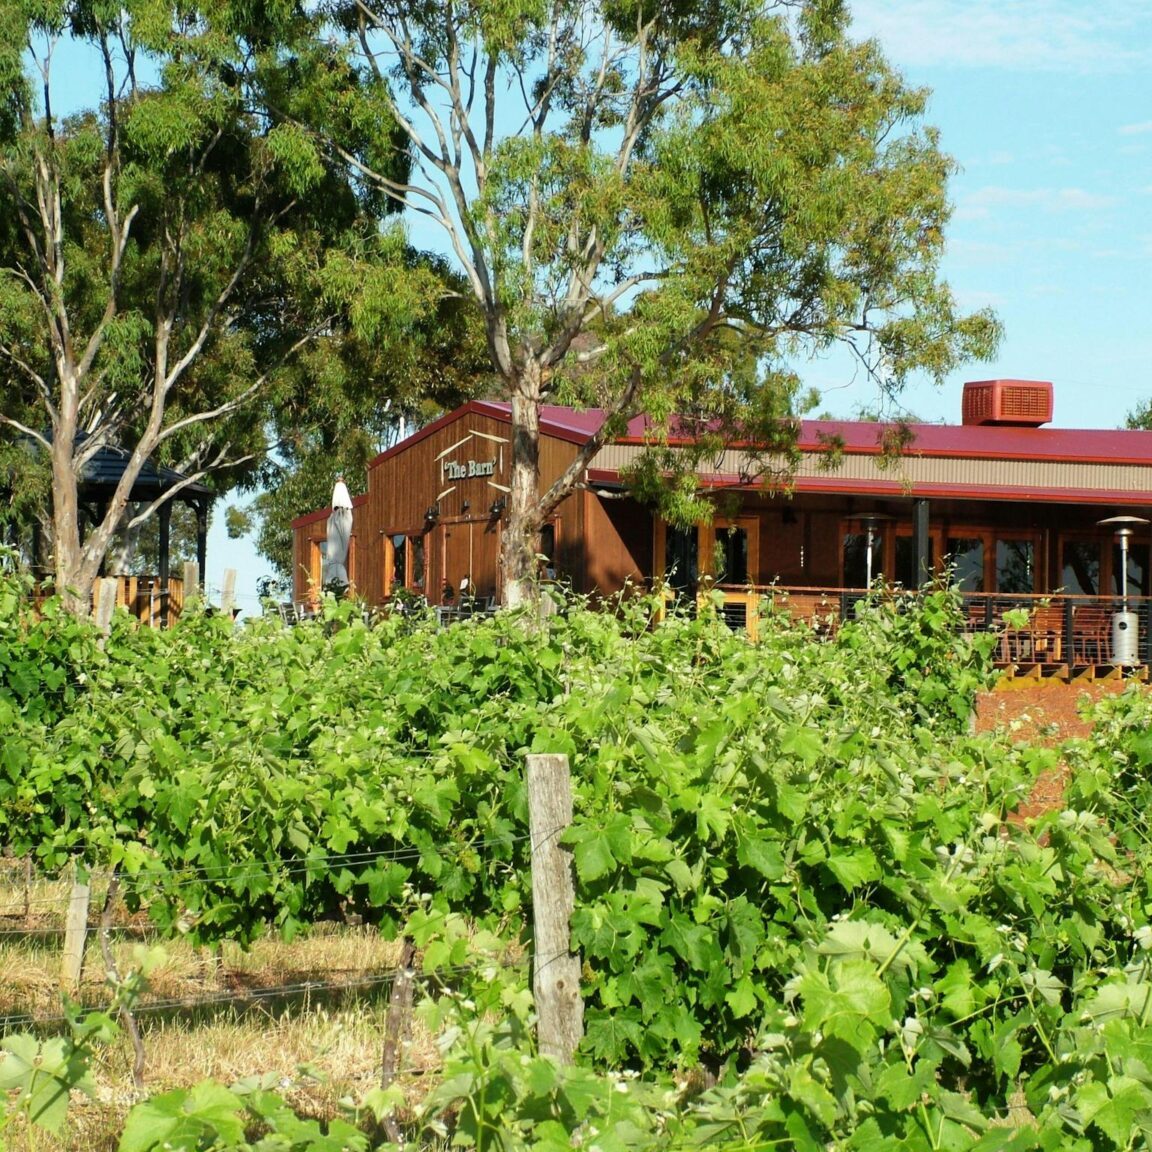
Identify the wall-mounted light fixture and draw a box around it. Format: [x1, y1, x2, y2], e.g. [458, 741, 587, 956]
[461, 500, 470, 513]
[424, 503, 440, 524]
[490, 496, 507, 518]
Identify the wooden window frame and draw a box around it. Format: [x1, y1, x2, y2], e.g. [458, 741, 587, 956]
[941, 528, 1043, 594]
[699, 516, 761, 586]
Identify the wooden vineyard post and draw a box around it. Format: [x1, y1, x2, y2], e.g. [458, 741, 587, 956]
[220, 568, 237, 618]
[64, 578, 119, 987]
[61, 862, 90, 990]
[379, 937, 417, 1144]
[526, 753, 583, 1064]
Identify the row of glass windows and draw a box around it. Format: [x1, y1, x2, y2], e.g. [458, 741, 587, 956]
[846, 533, 1150, 594]
[664, 522, 1151, 596]
[1062, 539, 1149, 597]
[841, 534, 1039, 593]
[386, 524, 556, 598]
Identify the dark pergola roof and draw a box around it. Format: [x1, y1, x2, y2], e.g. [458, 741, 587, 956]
[75, 439, 216, 507]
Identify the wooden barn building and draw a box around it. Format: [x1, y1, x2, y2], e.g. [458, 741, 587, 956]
[291, 380, 1152, 670]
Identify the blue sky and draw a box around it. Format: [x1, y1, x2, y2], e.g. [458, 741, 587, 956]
[46, 0, 1152, 598]
[825, 0, 1152, 429]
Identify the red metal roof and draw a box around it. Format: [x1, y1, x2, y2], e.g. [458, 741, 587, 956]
[789, 419, 1152, 466]
[296, 400, 1152, 529]
[503, 401, 1152, 468]
[359, 400, 1152, 491]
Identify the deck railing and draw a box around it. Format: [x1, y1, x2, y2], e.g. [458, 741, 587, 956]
[700, 585, 1152, 672]
[34, 576, 186, 627]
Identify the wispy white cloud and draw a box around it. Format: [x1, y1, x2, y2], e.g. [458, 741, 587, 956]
[974, 150, 1016, 167]
[951, 287, 1011, 313]
[956, 185, 1119, 220]
[1091, 243, 1152, 263]
[1119, 121, 1152, 135]
[848, 0, 1151, 74]
[947, 237, 1017, 264]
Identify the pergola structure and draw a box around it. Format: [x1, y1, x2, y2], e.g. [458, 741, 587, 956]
[77, 441, 215, 581]
[16, 439, 216, 621]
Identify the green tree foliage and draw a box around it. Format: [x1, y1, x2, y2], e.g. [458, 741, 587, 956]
[1126, 400, 1152, 430]
[234, 249, 492, 579]
[299, 0, 1001, 605]
[0, 0, 445, 610]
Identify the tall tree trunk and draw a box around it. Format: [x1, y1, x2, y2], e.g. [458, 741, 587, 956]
[110, 510, 143, 573]
[52, 505, 102, 616]
[50, 382, 94, 615]
[502, 369, 544, 609]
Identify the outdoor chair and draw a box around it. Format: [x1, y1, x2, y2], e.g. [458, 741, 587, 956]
[781, 591, 840, 638]
[1028, 605, 1064, 664]
[1072, 605, 1111, 664]
[999, 605, 1063, 664]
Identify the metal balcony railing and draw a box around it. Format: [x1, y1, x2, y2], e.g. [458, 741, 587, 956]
[695, 585, 1152, 672]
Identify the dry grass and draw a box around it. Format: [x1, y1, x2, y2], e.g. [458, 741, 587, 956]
[0, 875, 447, 1152]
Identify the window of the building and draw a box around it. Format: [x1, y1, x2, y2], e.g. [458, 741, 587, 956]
[390, 533, 407, 592]
[539, 522, 557, 579]
[944, 533, 1037, 594]
[714, 525, 750, 584]
[894, 535, 936, 589]
[407, 535, 425, 592]
[843, 529, 888, 588]
[664, 525, 698, 594]
[996, 538, 1035, 594]
[1113, 540, 1150, 597]
[1060, 536, 1149, 598]
[945, 538, 984, 592]
[1061, 540, 1100, 595]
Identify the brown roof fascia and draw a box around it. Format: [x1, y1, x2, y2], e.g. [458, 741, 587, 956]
[365, 401, 610, 473]
[290, 492, 369, 531]
[364, 402, 497, 472]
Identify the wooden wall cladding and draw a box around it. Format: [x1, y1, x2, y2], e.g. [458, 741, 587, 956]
[296, 406, 603, 606]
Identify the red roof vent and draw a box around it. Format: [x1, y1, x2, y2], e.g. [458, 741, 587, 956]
[962, 379, 1053, 427]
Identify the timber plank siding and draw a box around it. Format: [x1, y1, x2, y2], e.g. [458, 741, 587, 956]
[292, 403, 651, 608]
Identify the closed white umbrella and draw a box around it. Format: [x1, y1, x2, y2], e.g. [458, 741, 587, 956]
[324, 477, 353, 588]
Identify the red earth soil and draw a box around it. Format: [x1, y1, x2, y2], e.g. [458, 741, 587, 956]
[974, 680, 1137, 742]
[973, 679, 1144, 819]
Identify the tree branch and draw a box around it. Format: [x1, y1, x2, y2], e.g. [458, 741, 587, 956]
[0, 415, 51, 450]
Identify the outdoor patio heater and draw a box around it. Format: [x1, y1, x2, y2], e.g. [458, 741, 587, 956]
[859, 513, 893, 589]
[1098, 515, 1149, 666]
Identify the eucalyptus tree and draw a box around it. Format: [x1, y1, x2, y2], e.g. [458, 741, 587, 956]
[1127, 401, 1152, 431]
[306, 0, 1000, 607]
[0, 0, 412, 611]
[230, 248, 492, 579]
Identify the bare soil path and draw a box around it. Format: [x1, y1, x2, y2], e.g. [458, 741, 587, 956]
[974, 679, 1141, 820]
